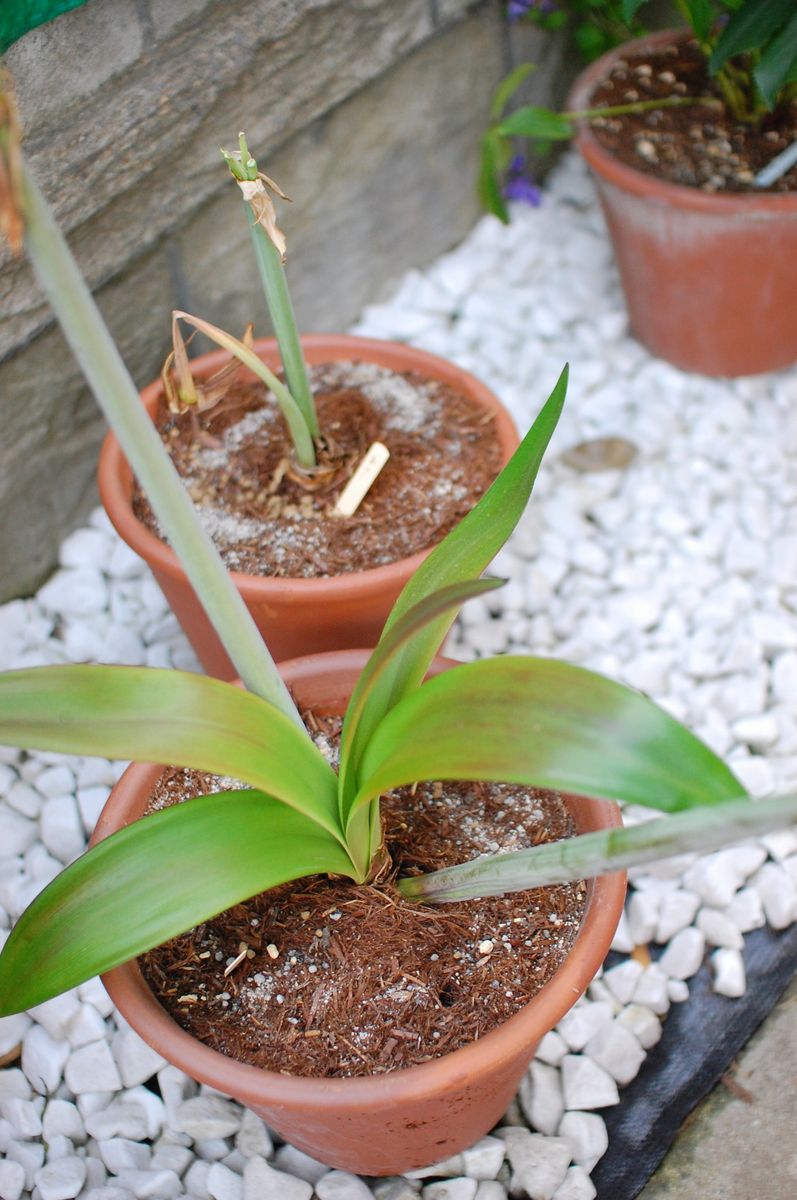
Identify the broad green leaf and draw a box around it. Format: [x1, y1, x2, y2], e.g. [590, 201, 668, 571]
[682, 0, 715, 44]
[754, 11, 797, 108]
[490, 63, 535, 121]
[478, 131, 509, 223]
[354, 656, 741, 819]
[0, 666, 341, 838]
[337, 578, 505, 824]
[0, 791, 355, 1015]
[498, 106, 574, 141]
[399, 792, 797, 903]
[350, 369, 566, 795]
[710, 0, 794, 75]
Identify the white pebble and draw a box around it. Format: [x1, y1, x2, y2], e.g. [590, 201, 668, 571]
[316, 1171, 376, 1200]
[7, 1137, 45, 1188]
[422, 1182, 476, 1200]
[42, 1099, 85, 1143]
[723, 886, 765, 932]
[498, 1128, 572, 1200]
[273, 1144, 333, 1184]
[560, 1055, 619, 1110]
[67, 1003, 108, 1049]
[112, 1029, 166, 1088]
[616, 1003, 662, 1049]
[753, 862, 797, 929]
[535, 1030, 568, 1067]
[654, 890, 701, 943]
[557, 1110, 608, 1173]
[40, 795, 85, 864]
[552, 1165, 597, 1200]
[602, 961, 643, 1006]
[243, 1155, 314, 1200]
[34, 1156, 87, 1200]
[668, 979, 690, 1002]
[626, 890, 659, 945]
[658, 927, 706, 980]
[114, 1168, 182, 1198]
[98, 1138, 151, 1173]
[518, 1060, 564, 1136]
[38, 568, 109, 617]
[609, 909, 634, 954]
[461, 1137, 505, 1181]
[174, 1095, 242, 1140]
[22, 1024, 70, 1094]
[207, 1161, 244, 1200]
[2, 1095, 43, 1137]
[760, 829, 797, 861]
[0, 1159, 26, 1200]
[65, 1040, 122, 1095]
[696, 907, 744, 949]
[0, 1012, 30, 1058]
[0, 809, 37, 857]
[557, 1001, 613, 1051]
[584, 1021, 646, 1086]
[712, 948, 746, 997]
[234, 1108, 273, 1159]
[631, 964, 671, 1015]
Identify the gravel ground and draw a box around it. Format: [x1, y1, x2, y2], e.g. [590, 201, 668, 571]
[1, 151, 796, 1200]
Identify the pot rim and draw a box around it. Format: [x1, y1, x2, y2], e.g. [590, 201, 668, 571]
[97, 333, 519, 599]
[97, 648, 627, 1115]
[566, 29, 797, 215]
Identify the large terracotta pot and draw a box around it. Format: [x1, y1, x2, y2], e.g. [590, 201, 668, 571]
[98, 335, 519, 677]
[567, 31, 797, 377]
[92, 649, 627, 1176]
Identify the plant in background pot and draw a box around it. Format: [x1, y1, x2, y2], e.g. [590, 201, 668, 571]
[98, 133, 519, 678]
[3, 82, 797, 1173]
[483, 2, 797, 376]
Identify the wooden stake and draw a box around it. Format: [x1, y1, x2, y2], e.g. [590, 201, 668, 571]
[333, 441, 390, 517]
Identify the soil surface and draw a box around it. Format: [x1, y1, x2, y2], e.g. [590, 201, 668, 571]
[133, 361, 503, 578]
[586, 38, 797, 193]
[141, 715, 586, 1078]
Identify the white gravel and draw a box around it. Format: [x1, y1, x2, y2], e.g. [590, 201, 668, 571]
[1, 151, 796, 1195]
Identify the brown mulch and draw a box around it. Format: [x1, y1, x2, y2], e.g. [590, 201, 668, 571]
[586, 38, 797, 193]
[133, 361, 503, 578]
[141, 715, 586, 1078]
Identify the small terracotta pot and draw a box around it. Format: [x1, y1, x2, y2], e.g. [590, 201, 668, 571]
[97, 335, 519, 677]
[567, 31, 797, 377]
[92, 649, 626, 1176]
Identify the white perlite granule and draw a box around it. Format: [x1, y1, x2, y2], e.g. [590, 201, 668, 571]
[1, 150, 795, 1195]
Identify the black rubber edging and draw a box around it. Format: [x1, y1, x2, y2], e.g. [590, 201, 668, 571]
[592, 921, 797, 1200]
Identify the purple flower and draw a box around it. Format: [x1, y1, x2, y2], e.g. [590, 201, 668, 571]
[507, 0, 557, 21]
[504, 177, 543, 206]
[503, 155, 542, 207]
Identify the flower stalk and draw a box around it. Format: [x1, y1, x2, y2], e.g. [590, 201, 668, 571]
[223, 133, 319, 442]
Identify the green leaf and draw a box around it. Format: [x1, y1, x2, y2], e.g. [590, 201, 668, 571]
[754, 11, 797, 108]
[710, 0, 794, 75]
[351, 369, 567, 796]
[0, 666, 341, 839]
[0, 791, 354, 1014]
[337, 577, 506, 825]
[478, 131, 509, 222]
[354, 656, 742, 819]
[399, 792, 797, 903]
[491, 63, 535, 121]
[498, 106, 574, 141]
[682, 0, 715, 44]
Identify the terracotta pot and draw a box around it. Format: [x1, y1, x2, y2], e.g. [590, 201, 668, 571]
[567, 31, 797, 377]
[92, 649, 627, 1176]
[97, 335, 519, 677]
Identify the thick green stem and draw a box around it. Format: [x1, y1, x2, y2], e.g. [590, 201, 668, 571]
[248, 222, 319, 439]
[565, 95, 718, 122]
[20, 162, 306, 731]
[399, 792, 797, 902]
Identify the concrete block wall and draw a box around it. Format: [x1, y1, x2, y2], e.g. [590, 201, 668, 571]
[0, 0, 566, 600]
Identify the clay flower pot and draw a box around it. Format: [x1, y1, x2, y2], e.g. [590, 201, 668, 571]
[97, 335, 519, 677]
[91, 649, 626, 1176]
[567, 31, 797, 377]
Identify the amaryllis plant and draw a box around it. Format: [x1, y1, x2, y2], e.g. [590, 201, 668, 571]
[1, 79, 796, 1018]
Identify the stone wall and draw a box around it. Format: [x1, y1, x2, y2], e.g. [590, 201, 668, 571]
[0, 0, 567, 600]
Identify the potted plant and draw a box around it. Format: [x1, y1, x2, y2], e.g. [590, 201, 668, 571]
[483, 2, 797, 377]
[3, 75, 797, 1175]
[97, 135, 519, 678]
